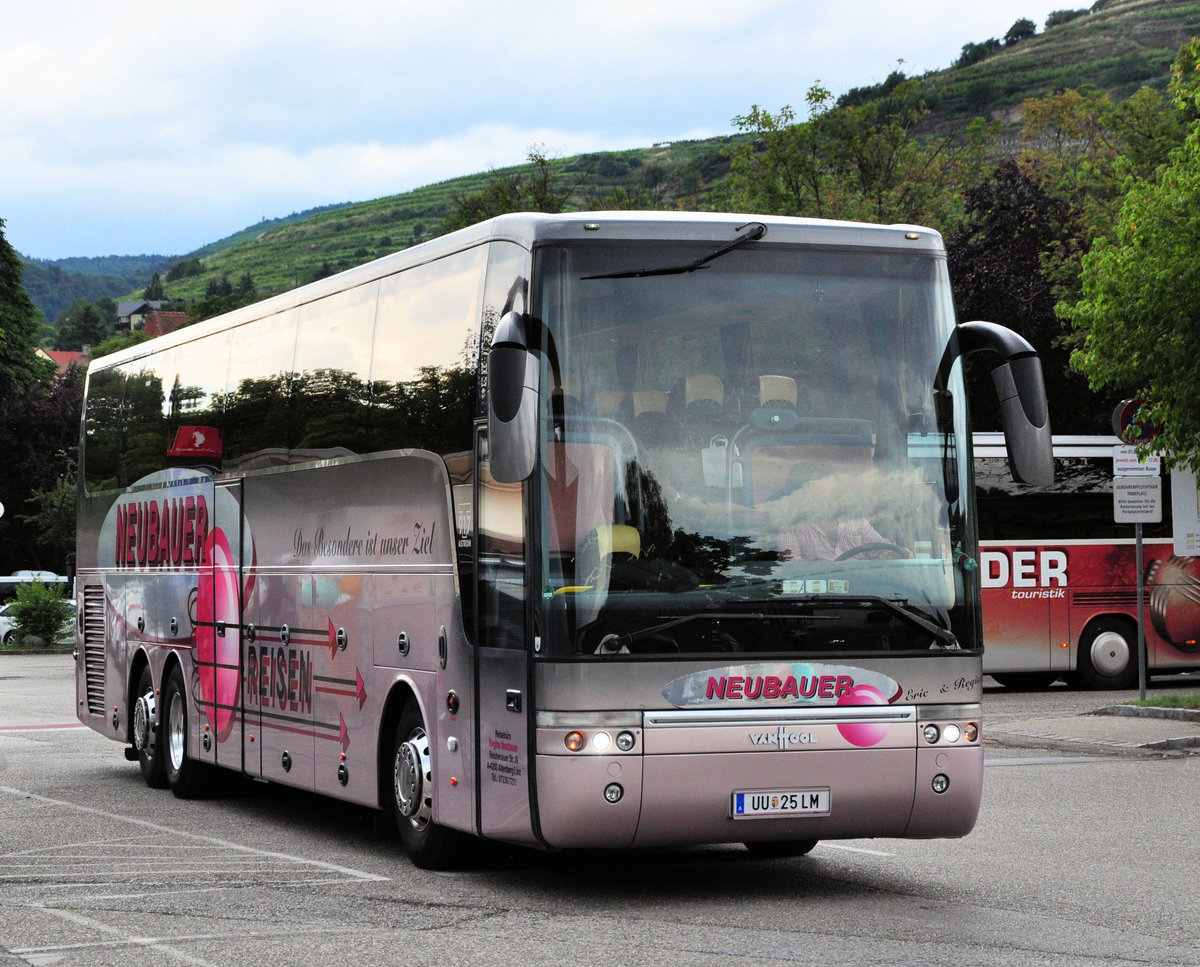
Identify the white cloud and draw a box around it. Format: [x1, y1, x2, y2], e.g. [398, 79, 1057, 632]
[2, 0, 1080, 257]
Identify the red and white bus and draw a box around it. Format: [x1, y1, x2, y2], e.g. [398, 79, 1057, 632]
[977, 432, 1200, 689]
[74, 212, 1050, 867]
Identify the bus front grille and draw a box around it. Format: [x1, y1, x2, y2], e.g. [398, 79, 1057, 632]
[82, 586, 106, 714]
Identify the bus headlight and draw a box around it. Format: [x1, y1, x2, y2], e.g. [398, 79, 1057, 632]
[616, 730, 636, 751]
[942, 724, 961, 743]
[591, 731, 612, 752]
[923, 724, 940, 744]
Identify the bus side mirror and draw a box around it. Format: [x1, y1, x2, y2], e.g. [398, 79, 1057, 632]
[487, 311, 539, 483]
[936, 321, 1053, 486]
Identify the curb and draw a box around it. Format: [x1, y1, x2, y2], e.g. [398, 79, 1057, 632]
[1089, 704, 1200, 723]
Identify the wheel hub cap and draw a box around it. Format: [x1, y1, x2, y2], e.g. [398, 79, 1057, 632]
[1091, 630, 1131, 677]
[394, 729, 432, 829]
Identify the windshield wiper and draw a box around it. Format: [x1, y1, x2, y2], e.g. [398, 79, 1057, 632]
[581, 222, 767, 280]
[593, 595, 957, 655]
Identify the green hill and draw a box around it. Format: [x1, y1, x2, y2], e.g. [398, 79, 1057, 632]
[23, 0, 1200, 323]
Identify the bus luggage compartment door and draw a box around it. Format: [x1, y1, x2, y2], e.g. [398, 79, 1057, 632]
[633, 707, 919, 847]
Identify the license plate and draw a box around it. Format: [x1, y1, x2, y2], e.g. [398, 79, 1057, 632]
[732, 788, 830, 819]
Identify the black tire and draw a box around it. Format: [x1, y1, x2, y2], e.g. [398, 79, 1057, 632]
[133, 664, 167, 788]
[743, 839, 818, 858]
[389, 704, 470, 869]
[990, 672, 1057, 691]
[2, 630, 13, 646]
[1077, 617, 1138, 690]
[163, 664, 209, 798]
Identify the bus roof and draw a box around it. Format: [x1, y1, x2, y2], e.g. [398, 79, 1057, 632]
[86, 212, 946, 374]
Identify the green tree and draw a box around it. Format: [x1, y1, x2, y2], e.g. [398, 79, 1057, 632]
[53, 298, 114, 351]
[947, 160, 1106, 432]
[1061, 40, 1200, 470]
[0, 216, 51, 396]
[0, 365, 82, 573]
[441, 148, 577, 232]
[725, 82, 997, 228]
[144, 272, 164, 299]
[1004, 18, 1037, 45]
[6, 578, 71, 645]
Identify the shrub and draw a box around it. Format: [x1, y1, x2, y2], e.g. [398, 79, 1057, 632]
[7, 580, 72, 645]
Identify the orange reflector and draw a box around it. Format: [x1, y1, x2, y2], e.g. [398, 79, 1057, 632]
[1060, 641, 1069, 648]
[449, 777, 458, 786]
[565, 731, 586, 752]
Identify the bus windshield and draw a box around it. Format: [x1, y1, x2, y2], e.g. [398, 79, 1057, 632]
[532, 238, 976, 659]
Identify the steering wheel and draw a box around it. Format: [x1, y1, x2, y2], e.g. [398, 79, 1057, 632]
[835, 541, 912, 561]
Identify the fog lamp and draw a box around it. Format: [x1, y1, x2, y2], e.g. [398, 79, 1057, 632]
[604, 783, 624, 803]
[931, 773, 950, 794]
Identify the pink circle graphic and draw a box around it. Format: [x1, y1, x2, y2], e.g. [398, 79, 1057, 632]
[836, 684, 890, 747]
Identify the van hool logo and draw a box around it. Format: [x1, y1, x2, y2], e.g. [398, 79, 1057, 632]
[749, 726, 818, 750]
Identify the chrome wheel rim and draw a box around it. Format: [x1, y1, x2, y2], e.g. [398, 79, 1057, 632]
[167, 690, 186, 771]
[394, 727, 432, 830]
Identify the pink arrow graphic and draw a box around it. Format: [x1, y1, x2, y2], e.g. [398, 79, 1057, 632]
[356, 668, 367, 710]
[339, 713, 350, 754]
[328, 618, 338, 659]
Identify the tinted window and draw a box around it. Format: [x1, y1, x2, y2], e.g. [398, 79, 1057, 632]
[370, 245, 488, 455]
[976, 455, 1172, 541]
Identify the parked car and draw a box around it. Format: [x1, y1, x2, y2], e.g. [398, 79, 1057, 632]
[0, 601, 76, 645]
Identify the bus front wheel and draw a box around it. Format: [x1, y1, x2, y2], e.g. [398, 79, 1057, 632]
[1077, 617, 1138, 690]
[389, 704, 468, 869]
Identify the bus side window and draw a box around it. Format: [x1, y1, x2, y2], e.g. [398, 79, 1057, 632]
[82, 367, 126, 492]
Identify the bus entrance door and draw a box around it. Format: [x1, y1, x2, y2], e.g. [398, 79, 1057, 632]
[474, 440, 537, 845]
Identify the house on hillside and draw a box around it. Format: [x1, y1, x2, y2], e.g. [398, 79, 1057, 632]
[37, 348, 89, 376]
[142, 310, 190, 339]
[116, 300, 162, 331]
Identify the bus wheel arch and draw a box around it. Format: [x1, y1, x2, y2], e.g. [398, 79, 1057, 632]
[129, 653, 167, 789]
[1077, 615, 1138, 690]
[383, 690, 469, 869]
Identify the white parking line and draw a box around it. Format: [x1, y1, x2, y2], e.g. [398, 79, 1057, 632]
[0, 785, 390, 883]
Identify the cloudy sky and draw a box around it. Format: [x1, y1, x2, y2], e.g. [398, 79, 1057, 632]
[3, 1, 1074, 260]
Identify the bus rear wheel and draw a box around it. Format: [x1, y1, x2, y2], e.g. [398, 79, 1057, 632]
[389, 704, 469, 870]
[743, 839, 818, 858]
[132, 664, 167, 788]
[1077, 617, 1138, 690]
[163, 665, 208, 798]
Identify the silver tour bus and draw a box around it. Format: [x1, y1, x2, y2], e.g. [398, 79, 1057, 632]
[75, 212, 1051, 867]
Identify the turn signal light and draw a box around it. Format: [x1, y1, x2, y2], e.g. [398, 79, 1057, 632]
[565, 731, 586, 752]
[964, 723, 979, 743]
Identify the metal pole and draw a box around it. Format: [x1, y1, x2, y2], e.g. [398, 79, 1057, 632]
[1136, 521, 1146, 700]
